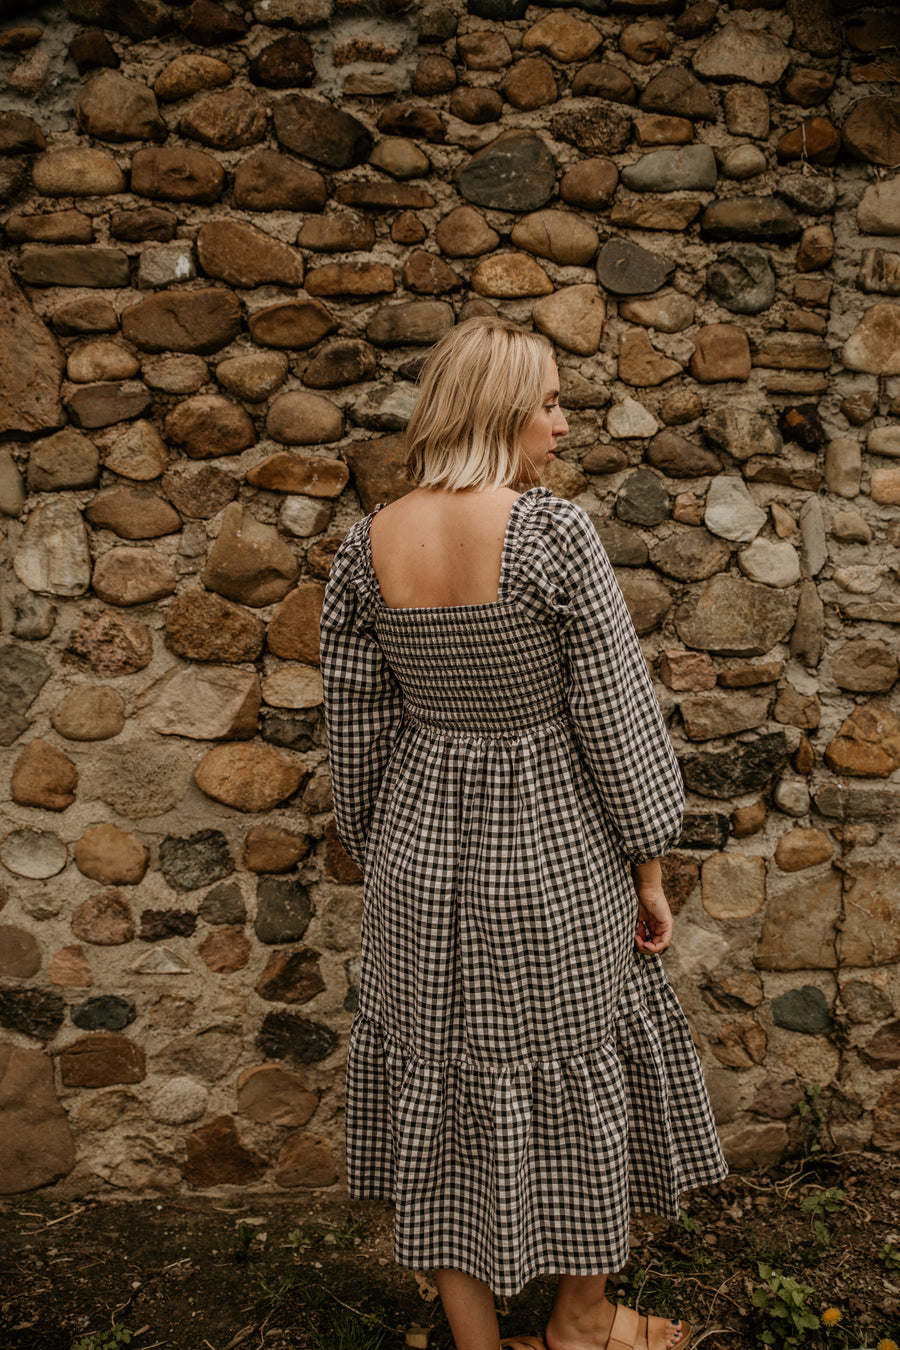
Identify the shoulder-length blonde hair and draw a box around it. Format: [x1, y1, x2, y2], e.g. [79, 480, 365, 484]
[404, 315, 554, 492]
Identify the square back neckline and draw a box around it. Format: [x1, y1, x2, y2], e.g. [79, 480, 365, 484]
[362, 486, 545, 616]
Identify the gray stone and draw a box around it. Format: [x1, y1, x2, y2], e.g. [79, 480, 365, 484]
[707, 244, 775, 316]
[71, 995, 136, 1032]
[857, 179, 900, 235]
[149, 1077, 209, 1125]
[860, 250, 900, 298]
[778, 173, 837, 216]
[772, 986, 833, 1034]
[457, 131, 556, 212]
[621, 145, 717, 193]
[616, 469, 668, 526]
[0, 828, 67, 879]
[738, 538, 801, 588]
[799, 497, 827, 577]
[719, 145, 767, 181]
[137, 242, 196, 290]
[3, 584, 57, 641]
[198, 882, 246, 926]
[160, 830, 234, 891]
[704, 477, 766, 542]
[13, 501, 91, 598]
[255, 877, 312, 944]
[596, 239, 674, 296]
[675, 575, 797, 655]
[0, 644, 50, 746]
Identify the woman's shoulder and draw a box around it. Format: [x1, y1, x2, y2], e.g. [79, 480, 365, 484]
[515, 486, 597, 553]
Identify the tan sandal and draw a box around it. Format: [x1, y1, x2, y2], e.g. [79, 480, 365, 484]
[608, 1303, 692, 1350]
[500, 1339, 546, 1350]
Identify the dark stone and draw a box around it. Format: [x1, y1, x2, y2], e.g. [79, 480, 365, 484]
[616, 468, 669, 526]
[67, 383, 152, 430]
[596, 238, 675, 296]
[198, 880, 246, 925]
[122, 290, 241, 355]
[572, 63, 636, 105]
[344, 956, 360, 1013]
[0, 643, 51, 747]
[679, 812, 730, 850]
[0, 986, 65, 1041]
[450, 87, 502, 124]
[419, 3, 458, 40]
[178, 0, 248, 44]
[700, 198, 802, 243]
[255, 876, 311, 944]
[550, 99, 633, 156]
[771, 986, 833, 1035]
[159, 829, 233, 891]
[468, 0, 528, 16]
[260, 710, 319, 751]
[256, 1010, 338, 1064]
[16, 247, 130, 290]
[249, 34, 315, 88]
[680, 733, 790, 798]
[777, 404, 826, 452]
[139, 909, 198, 941]
[860, 1020, 900, 1070]
[109, 207, 177, 243]
[595, 523, 648, 566]
[71, 995, 136, 1032]
[63, 0, 170, 41]
[457, 130, 556, 212]
[256, 947, 326, 1004]
[639, 66, 715, 121]
[646, 431, 722, 478]
[303, 339, 377, 390]
[69, 29, 120, 71]
[707, 244, 776, 316]
[131, 146, 226, 204]
[0, 111, 47, 153]
[273, 94, 373, 170]
[377, 103, 446, 143]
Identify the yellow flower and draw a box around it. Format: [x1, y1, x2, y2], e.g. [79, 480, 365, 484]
[877, 1339, 900, 1350]
[821, 1309, 843, 1328]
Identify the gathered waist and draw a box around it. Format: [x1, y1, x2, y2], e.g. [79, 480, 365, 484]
[402, 703, 570, 740]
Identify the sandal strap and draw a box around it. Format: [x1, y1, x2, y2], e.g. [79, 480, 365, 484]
[609, 1305, 641, 1350]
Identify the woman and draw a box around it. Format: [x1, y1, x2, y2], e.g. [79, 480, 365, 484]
[320, 316, 726, 1350]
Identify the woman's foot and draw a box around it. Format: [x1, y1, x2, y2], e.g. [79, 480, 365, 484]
[546, 1296, 687, 1350]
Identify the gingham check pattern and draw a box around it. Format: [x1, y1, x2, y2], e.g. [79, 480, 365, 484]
[320, 488, 727, 1296]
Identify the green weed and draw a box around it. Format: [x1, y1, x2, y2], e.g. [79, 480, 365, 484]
[799, 1187, 845, 1256]
[751, 1263, 819, 1349]
[71, 1324, 133, 1350]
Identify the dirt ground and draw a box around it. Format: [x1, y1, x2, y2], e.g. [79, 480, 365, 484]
[3, 1149, 900, 1350]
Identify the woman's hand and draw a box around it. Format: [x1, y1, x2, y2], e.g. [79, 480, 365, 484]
[631, 860, 674, 955]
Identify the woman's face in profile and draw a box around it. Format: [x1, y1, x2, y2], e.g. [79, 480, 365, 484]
[518, 357, 568, 483]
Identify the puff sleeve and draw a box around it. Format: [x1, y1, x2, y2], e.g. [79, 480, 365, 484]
[319, 523, 404, 871]
[554, 502, 684, 864]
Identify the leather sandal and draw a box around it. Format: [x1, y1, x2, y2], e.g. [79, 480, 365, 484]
[608, 1303, 692, 1350]
[500, 1339, 546, 1350]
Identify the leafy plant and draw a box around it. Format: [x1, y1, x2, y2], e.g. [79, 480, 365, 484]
[752, 1264, 819, 1348]
[880, 1243, 900, 1274]
[229, 1220, 259, 1263]
[799, 1187, 845, 1255]
[71, 1325, 133, 1350]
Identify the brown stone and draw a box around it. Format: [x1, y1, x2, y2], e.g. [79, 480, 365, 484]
[153, 52, 232, 101]
[0, 924, 40, 977]
[198, 927, 251, 974]
[773, 685, 820, 728]
[196, 219, 303, 288]
[457, 31, 511, 70]
[646, 432, 721, 479]
[273, 1132, 337, 1187]
[618, 330, 681, 387]
[774, 827, 833, 872]
[85, 486, 181, 541]
[323, 818, 362, 884]
[732, 799, 767, 838]
[450, 87, 502, 125]
[640, 67, 715, 122]
[164, 395, 256, 461]
[244, 825, 310, 874]
[841, 864, 900, 967]
[66, 382, 151, 431]
[503, 57, 557, 111]
[75, 68, 165, 143]
[232, 150, 325, 213]
[63, 610, 152, 677]
[842, 97, 900, 167]
[26, 428, 99, 492]
[51, 685, 125, 742]
[784, 67, 835, 108]
[131, 146, 226, 204]
[7, 210, 93, 245]
[777, 117, 841, 166]
[267, 584, 326, 664]
[10, 739, 77, 811]
[435, 205, 499, 258]
[180, 87, 265, 150]
[825, 702, 900, 778]
[202, 503, 299, 607]
[250, 33, 315, 89]
[751, 336, 831, 371]
[710, 1018, 767, 1070]
[659, 650, 716, 691]
[247, 454, 348, 498]
[571, 63, 635, 105]
[248, 299, 337, 351]
[532, 286, 606, 357]
[756, 870, 840, 971]
[831, 638, 898, 693]
[161, 464, 238, 519]
[559, 158, 618, 210]
[109, 206, 177, 244]
[274, 94, 373, 170]
[48, 946, 93, 988]
[523, 12, 602, 63]
[333, 182, 435, 212]
[122, 289, 240, 355]
[411, 53, 455, 97]
[718, 661, 783, 689]
[74, 824, 149, 886]
[165, 590, 265, 663]
[391, 212, 426, 246]
[796, 225, 835, 273]
[620, 18, 671, 64]
[256, 947, 325, 1003]
[51, 297, 118, 336]
[472, 253, 553, 299]
[510, 210, 599, 266]
[303, 339, 376, 391]
[634, 115, 693, 147]
[297, 214, 374, 253]
[367, 300, 454, 348]
[723, 85, 770, 139]
[237, 1065, 317, 1127]
[343, 434, 409, 512]
[60, 1032, 144, 1088]
[690, 325, 751, 383]
[0, 258, 65, 437]
[194, 743, 305, 813]
[402, 251, 462, 295]
[305, 262, 394, 298]
[376, 104, 445, 146]
[266, 392, 342, 446]
[620, 293, 695, 334]
[71, 891, 135, 946]
[0, 1044, 75, 1191]
[183, 1115, 264, 1186]
[582, 446, 627, 475]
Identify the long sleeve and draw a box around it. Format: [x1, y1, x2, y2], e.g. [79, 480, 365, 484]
[319, 528, 404, 872]
[556, 504, 684, 864]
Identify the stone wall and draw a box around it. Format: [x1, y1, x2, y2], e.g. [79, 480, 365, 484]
[0, 0, 899, 1197]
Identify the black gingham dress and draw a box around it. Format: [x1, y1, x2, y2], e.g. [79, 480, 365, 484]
[320, 488, 726, 1296]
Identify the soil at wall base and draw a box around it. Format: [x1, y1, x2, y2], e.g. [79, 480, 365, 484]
[2, 1153, 900, 1350]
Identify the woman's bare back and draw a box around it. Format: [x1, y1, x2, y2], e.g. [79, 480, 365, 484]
[368, 487, 520, 610]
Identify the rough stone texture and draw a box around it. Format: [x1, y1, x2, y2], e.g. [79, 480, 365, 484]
[201, 504, 300, 607]
[0, 1044, 75, 1192]
[194, 744, 305, 813]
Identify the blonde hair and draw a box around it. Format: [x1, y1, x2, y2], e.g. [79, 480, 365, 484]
[405, 315, 554, 492]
